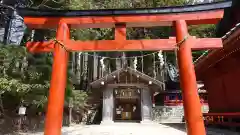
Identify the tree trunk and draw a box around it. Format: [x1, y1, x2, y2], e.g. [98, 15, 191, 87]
[93, 52, 98, 80]
[87, 53, 93, 82]
[0, 94, 4, 115]
[71, 52, 75, 74]
[68, 107, 72, 126]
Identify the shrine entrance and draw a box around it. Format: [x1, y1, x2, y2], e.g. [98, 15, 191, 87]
[114, 88, 141, 122]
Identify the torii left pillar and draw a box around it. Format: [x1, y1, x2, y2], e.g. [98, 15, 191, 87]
[44, 22, 69, 135]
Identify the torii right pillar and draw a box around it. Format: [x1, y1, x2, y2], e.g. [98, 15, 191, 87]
[175, 20, 206, 135]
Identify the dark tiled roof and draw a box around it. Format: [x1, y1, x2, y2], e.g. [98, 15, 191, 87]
[222, 23, 240, 40]
[194, 22, 240, 65]
[194, 22, 240, 78]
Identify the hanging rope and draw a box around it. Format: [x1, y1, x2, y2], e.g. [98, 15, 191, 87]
[173, 34, 190, 70]
[193, 50, 209, 64]
[51, 37, 169, 89]
[50, 23, 240, 93]
[52, 35, 190, 85]
[84, 51, 159, 60]
[52, 33, 190, 60]
[3, 1, 240, 65]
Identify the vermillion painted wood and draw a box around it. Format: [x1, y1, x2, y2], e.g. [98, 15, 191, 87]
[22, 4, 227, 134]
[175, 20, 206, 135]
[44, 22, 69, 135]
[26, 38, 222, 53]
[24, 10, 223, 29]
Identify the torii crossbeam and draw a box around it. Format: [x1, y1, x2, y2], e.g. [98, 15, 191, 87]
[19, 1, 231, 135]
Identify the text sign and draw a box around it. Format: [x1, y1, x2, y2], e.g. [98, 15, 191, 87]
[203, 115, 224, 123]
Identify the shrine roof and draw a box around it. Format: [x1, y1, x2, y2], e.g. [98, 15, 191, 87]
[195, 22, 240, 78]
[90, 67, 165, 89]
[194, 0, 240, 79]
[221, 23, 240, 40]
[17, 1, 231, 17]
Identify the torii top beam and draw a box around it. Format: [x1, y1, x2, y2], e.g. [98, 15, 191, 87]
[19, 1, 232, 52]
[19, 1, 231, 29]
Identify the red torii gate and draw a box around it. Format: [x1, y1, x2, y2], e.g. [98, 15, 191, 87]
[22, 5, 225, 135]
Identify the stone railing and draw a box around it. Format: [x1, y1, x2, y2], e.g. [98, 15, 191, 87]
[152, 105, 209, 123]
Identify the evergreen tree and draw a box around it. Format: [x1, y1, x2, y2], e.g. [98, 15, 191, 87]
[0, 0, 217, 121]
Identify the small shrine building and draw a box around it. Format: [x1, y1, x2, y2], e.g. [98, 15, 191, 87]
[90, 67, 164, 123]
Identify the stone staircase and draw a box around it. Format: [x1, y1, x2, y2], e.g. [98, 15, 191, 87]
[152, 105, 209, 123]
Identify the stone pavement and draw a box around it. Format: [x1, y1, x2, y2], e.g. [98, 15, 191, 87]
[62, 123, 187, 135]
[22, 123, 186, 135]
[21, 123, 240, 135]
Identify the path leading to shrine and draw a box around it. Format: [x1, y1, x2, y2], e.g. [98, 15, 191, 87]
[20, 123, 240, 135]
[62, 123, 186, 135]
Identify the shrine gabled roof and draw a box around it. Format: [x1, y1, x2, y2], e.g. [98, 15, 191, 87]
[90, 67, 165, 89]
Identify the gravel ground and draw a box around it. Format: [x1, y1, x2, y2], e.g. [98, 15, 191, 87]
[18, 123, 240, 135]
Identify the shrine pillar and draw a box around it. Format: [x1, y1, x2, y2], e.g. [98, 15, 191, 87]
[141, 89, 153, 123]
[101, 87, 114, 124]
[44, 22, 69, 135]
[175, 20, 205, 135]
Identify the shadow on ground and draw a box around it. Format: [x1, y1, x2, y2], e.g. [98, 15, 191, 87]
[162, 123, 186, 132]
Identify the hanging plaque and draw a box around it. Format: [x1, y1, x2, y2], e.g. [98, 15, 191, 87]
[115, 88, 140, 99]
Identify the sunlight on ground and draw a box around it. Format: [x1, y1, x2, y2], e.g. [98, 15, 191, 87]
[21, 123, 186, 135]
[19, 123, 240, 135]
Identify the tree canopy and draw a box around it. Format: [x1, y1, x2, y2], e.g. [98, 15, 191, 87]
[0, 0, 217, 118]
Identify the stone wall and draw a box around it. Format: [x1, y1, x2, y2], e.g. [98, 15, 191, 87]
[152, 105, 209, 123]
